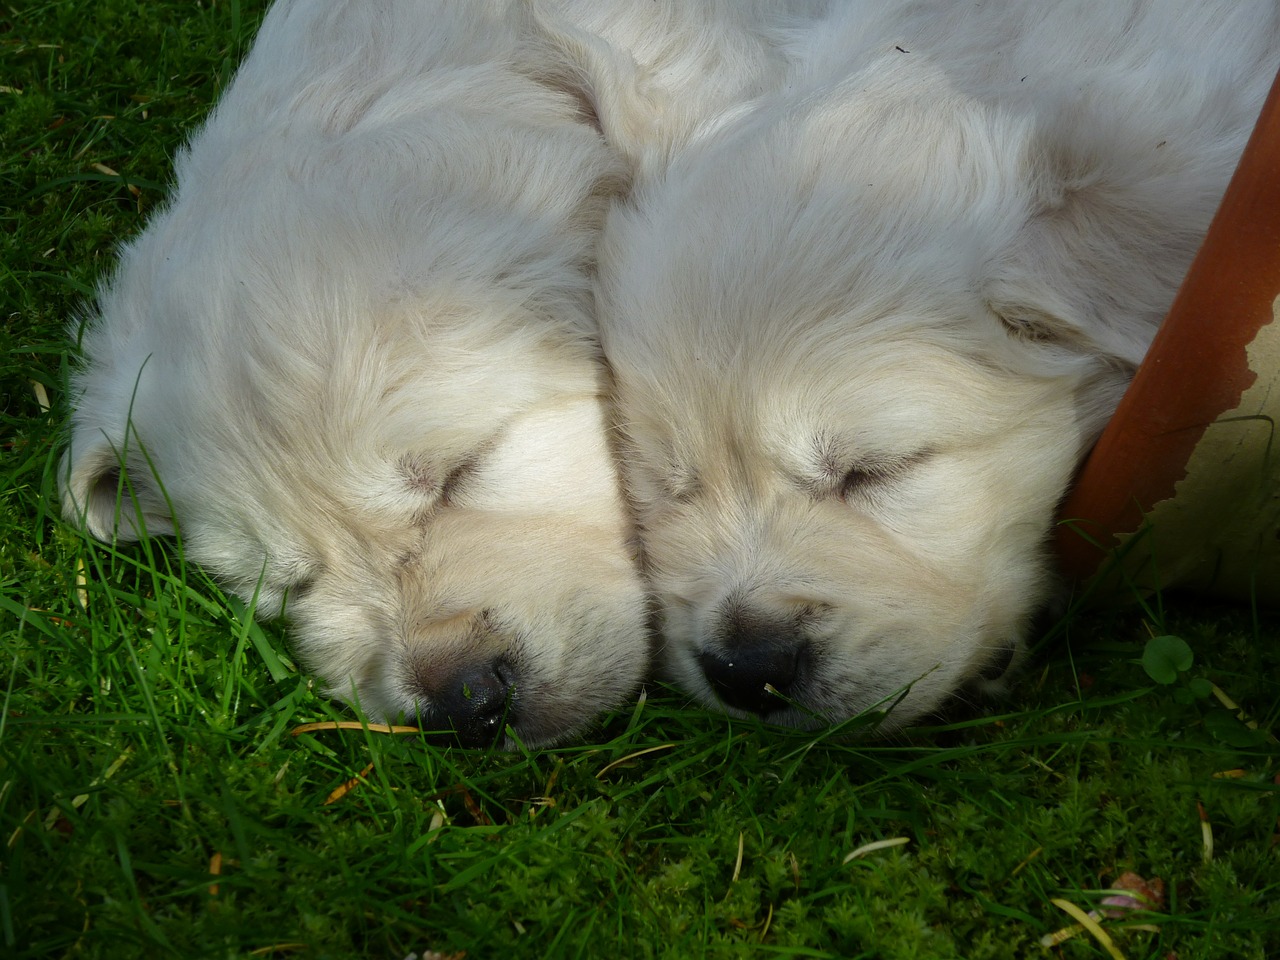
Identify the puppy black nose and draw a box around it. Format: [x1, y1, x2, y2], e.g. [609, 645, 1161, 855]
[420, 658, 517, 747]
[699, 630, 807, 715]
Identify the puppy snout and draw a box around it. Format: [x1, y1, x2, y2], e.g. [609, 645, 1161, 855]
[419, 658, 517, 747]
[699, 624, 808, 715]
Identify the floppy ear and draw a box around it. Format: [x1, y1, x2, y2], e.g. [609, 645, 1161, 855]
[60, 428, 176, 542]
[984, 110, 1215, 369]
[983, 218, 1156, 371]
[522, 0, 670, 170]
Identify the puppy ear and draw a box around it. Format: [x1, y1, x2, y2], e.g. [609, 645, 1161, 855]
[985, 112, 1214, 369]
[983, 272, 1148, 370]
[522, 0, 669, 168]
[983, 228, 1153, 370]
[60, 429, 176, 542]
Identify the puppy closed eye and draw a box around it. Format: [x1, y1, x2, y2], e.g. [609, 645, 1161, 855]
[836, 462, 897, 502]
[663, 464, 702, 503]
[835, 453, 929, 503]
[281, 578, 315, 611]
[392, 452, 480, 514]
[626, 441, 699, 505]
[438, 456, 480, 507]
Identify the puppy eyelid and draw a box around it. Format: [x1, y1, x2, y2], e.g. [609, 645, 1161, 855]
[664, 467, 701, 503]
[439, 457, 478, 506]
[838, 463, 891, 500]
[281, 577, 315, 613]
[837, 452, 929, 501]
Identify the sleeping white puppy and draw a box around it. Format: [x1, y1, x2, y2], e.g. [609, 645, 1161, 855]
[592, 1, 1280, 729]
[60, 0, 651, 747]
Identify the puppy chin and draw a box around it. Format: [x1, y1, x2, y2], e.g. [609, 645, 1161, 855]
[651, 569, 1038, 732]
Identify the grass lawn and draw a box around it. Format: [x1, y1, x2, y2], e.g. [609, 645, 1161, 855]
[3, 2, 1278, 957]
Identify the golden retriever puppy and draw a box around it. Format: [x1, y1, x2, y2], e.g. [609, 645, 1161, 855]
[60, 0, 651, 747]
[592, 0, 1280, 729]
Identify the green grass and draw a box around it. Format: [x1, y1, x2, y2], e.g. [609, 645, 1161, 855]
[3, 2, 1279, 958]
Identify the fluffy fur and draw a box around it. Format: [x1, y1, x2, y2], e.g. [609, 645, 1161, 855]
[60, 0, 652, 747]
[534, 0, 830, 176]
[591, 0, 1280, 729]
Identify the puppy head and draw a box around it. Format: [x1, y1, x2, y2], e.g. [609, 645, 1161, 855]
[596, 59, 1205, 729]
[608, 336, 1105, 729]
[62, 69, 648, 748]
[63, 252, 648, 748]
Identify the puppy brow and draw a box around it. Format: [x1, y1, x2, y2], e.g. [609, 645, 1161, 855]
[812, 435, 846, 482]
[396, 453, 438, 494]
[801, 433, 860, 492]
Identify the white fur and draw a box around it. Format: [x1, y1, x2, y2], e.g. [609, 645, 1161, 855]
[61, 0, 653, 747]
[592, 0, 1280, 729]
[533, 0, 830, 177]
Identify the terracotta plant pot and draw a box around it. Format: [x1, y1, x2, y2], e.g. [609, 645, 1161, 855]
[1056, 66, 1280, 605]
